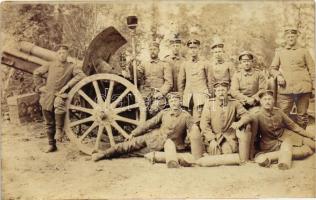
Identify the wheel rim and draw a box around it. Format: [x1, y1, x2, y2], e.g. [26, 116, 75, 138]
[65, 74, 146, 155]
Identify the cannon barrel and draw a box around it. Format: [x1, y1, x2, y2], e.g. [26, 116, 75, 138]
[19, 41, 58, 61]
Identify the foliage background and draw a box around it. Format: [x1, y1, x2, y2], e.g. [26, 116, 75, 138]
[0, 1, 314, 102]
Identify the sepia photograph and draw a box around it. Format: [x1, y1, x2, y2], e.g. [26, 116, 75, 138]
[0, 0, 315, 199]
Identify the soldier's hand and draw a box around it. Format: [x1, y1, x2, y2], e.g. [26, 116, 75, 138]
[246, 97, 255, 105]
[277, 75, 286, 87]
[231, 122, 242, 130]
[208, 140, 220, 155]
[153, 91, 163, 99]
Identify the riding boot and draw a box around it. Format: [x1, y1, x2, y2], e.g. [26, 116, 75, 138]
[55, 113, 66, 142]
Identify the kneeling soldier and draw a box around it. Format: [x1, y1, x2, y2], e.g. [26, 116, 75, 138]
[92, 92, 194, 162]
[200, 81, 253, 157]
[253, 90, 315, 169]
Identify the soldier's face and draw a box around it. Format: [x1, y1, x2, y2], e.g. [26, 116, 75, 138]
[240, 58, 253, 71]
[189, 47, 199, 57]
[215, 86, 228, 101]
[58, 49, 69, 62]
[212, 47, 224, 61]
[285, 33, 298, 46]
[169, 98, 181, 110]
[172, 43, 181, 55]
[150, 47, 160, 59]
[260, 95, 274, 110]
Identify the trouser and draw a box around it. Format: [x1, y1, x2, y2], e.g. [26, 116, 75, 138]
[277, 93, 311, 129]
[42, 109, 65, 145]
[101, 130, 167, 159]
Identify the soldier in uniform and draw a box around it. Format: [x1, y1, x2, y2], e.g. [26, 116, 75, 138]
[200, 81, 253, 155]
[207, 37, 235, 94]
[231, 51, 267, 109]
[33, 45, 86, 152]
[164, 33, 185, 92]
[137, 41, 173, 117]
[270, 25, 315, 129]
[178, 38, 210, 122]
[253, 90, 315, 167]
[91, 92, 194, 162]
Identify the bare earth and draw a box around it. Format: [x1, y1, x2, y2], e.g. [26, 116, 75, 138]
[1, 121, 315, 200]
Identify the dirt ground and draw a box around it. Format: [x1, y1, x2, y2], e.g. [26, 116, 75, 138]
[1, 121, 315, 200]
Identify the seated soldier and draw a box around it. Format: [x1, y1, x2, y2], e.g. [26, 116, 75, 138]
[200, 81, 253, 156]
[253, 90, 315, 168]
[231, 51, 266, 110]
[91, 92, 194, 162]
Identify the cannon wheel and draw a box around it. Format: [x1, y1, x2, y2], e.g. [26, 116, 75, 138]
[64, 74, 146, 155]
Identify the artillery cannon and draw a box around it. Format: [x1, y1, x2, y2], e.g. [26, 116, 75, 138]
[1, 26, 147, 155]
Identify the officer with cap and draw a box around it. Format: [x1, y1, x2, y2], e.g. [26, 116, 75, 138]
[91, 92, 194, 164]
[137, 40, 173, 117]
[33, 44, 86, 152]
[207, 37, 235, 95]
[252, 89, 315, 169]
[178, 38, 210, 122]
[164, 33, 185, 92]
[231, 51, 267, 109]
[270, 24, 314, 129]
[200, 81, 253, 156]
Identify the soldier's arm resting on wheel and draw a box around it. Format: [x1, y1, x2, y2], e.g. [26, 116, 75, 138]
[59, 66, 87, 94]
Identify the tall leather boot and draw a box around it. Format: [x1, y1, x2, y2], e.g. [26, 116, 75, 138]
[55, 113, 66, 142]
[46, 132, 57, 153]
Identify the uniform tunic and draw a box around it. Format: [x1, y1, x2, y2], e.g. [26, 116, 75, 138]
[200, 98, 252, 147]
[254, 107, 309, 151]
[178, 58, 210, 108]
[230, 69, 267, 101]
[164, 54, 185, 92]
[33, 60, 86, 111]
[137, 59, 173, 97]
[270, 45, 314, 94]
[207, 60, 234, 91]
[132, 108, 194, 150]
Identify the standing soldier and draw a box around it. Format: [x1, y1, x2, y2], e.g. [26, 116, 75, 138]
[200, 81, 253, 156]
[33, 45, 86, 153]
[207, 37, 235, 95]
[137, 41, 173, 117]
[178, 38, 210, 122]
[231, 51, 267, 110]
[164, 33, 185, 92]
[270, 25, 315, 129]
[91, 92, 194, 165]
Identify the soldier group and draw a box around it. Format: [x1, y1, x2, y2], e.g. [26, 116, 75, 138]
[34, 24, 315, 170]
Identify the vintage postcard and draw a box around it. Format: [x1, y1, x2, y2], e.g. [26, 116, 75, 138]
[0, 0, 315, 199]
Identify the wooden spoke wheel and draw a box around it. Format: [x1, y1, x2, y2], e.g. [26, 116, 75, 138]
[65, 74, 146, 155]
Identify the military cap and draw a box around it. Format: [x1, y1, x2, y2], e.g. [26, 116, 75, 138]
[210, 37, 224, 49]
[58, 44, 69, 51]
[170, 33, 182, 44]
[187, 39, 200, 48]
[239, 51, 254, 61]
[258, 90, 274, 99]
[213, 81, 230, 88]
[166, 92, 182, 100]
[284, 25, 298, 34]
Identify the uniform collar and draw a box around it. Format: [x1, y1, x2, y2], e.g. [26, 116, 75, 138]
[169, 109, 181, 116]
[242, 69, 254, 76]
[215, 98, 228, 107]
[260, 107, 275, 117]
[150, 59, 159, 63]
[192, 56, 199, 63]
[285, 44, 298, 50]
[214, 59, 224, 65]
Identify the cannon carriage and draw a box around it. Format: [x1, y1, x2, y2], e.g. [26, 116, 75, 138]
[1, 26, 147, 155]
